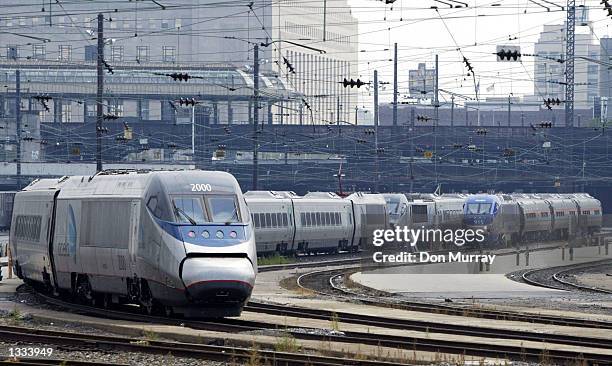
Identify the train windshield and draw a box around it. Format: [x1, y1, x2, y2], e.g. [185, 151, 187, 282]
[171, 195, 243, 224]
[173, 197, 208, 224]
[466, 203, 492, 215]
[207, 195, 240, 223]
[387, 201, 399, 214]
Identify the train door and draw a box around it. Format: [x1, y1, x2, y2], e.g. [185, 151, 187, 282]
[128, 200, 140, 274]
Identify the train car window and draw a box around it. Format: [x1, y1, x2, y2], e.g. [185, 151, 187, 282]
[253, 213, 260, 228]
[271, 212, 278, 227]
[282, 213, 288, 226]
[147, 196, 161, 218]
[300, 212, 305, 226]
[307, 212, 312, 226]
[331, 212, 336, 225]
[323, 212, 329, 225]
[264, 213, 271, 227]
[173, 197, 208, 224]
[595, 210, 601, 215]
[412, 205, 429, 223]
[316, 212, 321, 226]
[276, 213, 282, 227]
[583, 210, 590, 215]
[207, 196, 241, 223]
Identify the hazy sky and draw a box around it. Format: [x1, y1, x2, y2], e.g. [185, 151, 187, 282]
[346, 0, 610, 107]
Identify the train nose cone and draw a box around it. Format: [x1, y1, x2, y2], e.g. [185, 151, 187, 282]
[181, 257, 255, 304]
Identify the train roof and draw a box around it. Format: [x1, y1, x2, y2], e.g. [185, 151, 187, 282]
[21, 169, 240, 198]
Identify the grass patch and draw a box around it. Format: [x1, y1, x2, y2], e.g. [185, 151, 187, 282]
[275, 332, 301, 353]
[257, 254, 295, 266]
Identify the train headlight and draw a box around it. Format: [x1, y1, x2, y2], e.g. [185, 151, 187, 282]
[201, 230, 210, 239]
[216, 230, 224, 239]
[229, 231, 237, 239]
[187, 231, 196, 238]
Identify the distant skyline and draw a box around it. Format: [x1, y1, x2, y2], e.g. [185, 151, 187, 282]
[347, 0, 610, 109]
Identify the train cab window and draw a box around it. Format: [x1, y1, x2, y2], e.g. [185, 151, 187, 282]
[207, 195, 241, 223]
[172, 197, 208, 224]
[282, 213, 288, 226]
[271, 212, 278, 227]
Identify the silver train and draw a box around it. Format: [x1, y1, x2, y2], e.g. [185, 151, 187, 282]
[463, 193, 603, 244]
[10, 170, 256, 317]
[244, 191, 388, 254]
[384, 193, 466, 231]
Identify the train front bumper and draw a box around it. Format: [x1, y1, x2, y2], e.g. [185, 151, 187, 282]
[180, 257, 255, 305]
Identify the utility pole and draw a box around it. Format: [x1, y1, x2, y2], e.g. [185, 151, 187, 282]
[252, 45, 259, 190]
[337, 95, 341, 135]
[565, 0, 575, 127]
[434, 54, 439, 185]
[96, 13, 104, 172]
[15, 70, 21, 190]
[323, 0, 327, 42]
[450, 95, 455, 127]
[507, 95, 511, 127]
[191, 104, 195, 155]
[374, 69, 379, 192]
[393, 42, 398, 127]
[354, 106, 358, 125]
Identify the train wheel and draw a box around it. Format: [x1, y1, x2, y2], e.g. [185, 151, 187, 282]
[75, 275, 94, 306]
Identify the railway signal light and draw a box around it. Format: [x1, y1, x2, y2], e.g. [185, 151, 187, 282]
[33, 94, 52, 112]
[155, 72, 197, 82]
[341, 78, 366, 88]
[364, 128, 375, 135]
[495, 46, 521, 62]
[476, 128, 488, 135]
[539, 122, 553, 128]
[97, 126, 109, 133]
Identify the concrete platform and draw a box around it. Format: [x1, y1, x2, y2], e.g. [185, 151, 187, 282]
[350, 273, 562, 298]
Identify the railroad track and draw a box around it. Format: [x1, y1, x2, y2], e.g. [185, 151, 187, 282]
[522, 259, 612, 294]
[295, 268, 612, 330]
[26, 286, 612, 363]
[0, 324, 400, 366]
[0, 358, 125, 366]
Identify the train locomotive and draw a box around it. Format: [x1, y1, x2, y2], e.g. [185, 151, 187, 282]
[244, 191, 388, 255]
[10, 170, 256, 317]
[463, 193, 602, 245]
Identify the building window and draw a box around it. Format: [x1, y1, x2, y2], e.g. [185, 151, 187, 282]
[59, 45, 72, 61]
[137, 46, 150, 62]
[111, 46, 124, 62]
[161, 19, 170, 29]
[84, 45, 97, 62]
[162, 46, 175, 63]
[61, 103, 72, 123]
[32, 44, 45, 59]
[6, 46, 18, 60]
[140, 100, 150, 120]
[109, 100, 124, 117]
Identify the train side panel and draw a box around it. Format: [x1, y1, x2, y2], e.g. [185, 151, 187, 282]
[10, 190, 58, 285]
